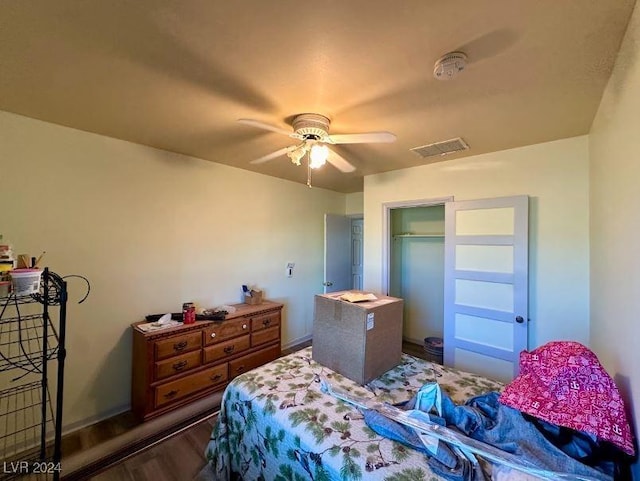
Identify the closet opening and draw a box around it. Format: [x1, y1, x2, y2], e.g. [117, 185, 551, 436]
[382, 197, 452, 354]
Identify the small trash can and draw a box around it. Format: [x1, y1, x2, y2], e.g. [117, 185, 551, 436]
[424, 336, 443, 365]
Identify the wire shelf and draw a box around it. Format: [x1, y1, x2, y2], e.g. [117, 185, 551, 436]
[0, 309, 59, 374]
[0, 294, 47, 306]
[0, 270, 67, 481]
[0, 381, 57, 480]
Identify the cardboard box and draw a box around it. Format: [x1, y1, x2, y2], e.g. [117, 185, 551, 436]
[244, 290, 263, 305]
[312, 291, 403, 385]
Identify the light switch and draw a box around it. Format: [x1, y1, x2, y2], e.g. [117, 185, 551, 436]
[286, 262, 295, 277]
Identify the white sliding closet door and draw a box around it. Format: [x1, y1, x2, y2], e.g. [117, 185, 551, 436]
[443, 196, 528, 382]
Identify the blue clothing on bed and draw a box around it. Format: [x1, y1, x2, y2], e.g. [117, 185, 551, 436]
[363, 386, 614, 481]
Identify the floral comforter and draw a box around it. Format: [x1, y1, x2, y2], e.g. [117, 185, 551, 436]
[203, 347, 502, 481]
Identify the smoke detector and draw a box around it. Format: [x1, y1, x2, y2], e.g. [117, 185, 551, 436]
[433, 52, 467, 80]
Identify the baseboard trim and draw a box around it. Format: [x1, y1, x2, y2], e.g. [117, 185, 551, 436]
[61, 404, 131, 439]
[403, 336, 426, 347]
[282, 334, 312, 351]
[61, 394, 222, 481]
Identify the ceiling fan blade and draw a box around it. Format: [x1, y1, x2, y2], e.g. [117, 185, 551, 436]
[237, 118, 293, 137]
[326, 148, 356, 173]
[249, 146, 294, 164]
[327, 132, 397, 144]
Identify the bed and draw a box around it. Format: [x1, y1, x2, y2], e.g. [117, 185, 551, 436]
[201, 347, 504, 480]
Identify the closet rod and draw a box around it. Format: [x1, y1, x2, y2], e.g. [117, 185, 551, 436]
[393, 234, 444, 239]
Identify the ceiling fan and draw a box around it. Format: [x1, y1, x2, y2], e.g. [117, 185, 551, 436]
[238, 113, 396, 174]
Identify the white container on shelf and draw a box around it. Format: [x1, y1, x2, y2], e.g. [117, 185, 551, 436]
[10, 269, 43, 295]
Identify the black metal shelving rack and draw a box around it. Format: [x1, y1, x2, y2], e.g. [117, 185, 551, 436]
[0, 269, 67, 481]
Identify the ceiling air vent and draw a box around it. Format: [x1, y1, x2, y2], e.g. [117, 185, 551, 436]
[410, 137, 469, 158]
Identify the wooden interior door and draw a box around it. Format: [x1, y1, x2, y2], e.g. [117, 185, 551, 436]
[443, 195, 529, 382]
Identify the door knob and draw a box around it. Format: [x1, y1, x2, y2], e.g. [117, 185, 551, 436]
[323, 281, 333, 286]
[515, 316, 525, 323]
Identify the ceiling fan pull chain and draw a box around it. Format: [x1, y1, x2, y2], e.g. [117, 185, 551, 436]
[307, 157, 313, 188]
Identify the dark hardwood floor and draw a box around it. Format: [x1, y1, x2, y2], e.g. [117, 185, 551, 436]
[60, 339, 426, 480]
[61, 411, 139, 460]
[87, 416, 216, 481]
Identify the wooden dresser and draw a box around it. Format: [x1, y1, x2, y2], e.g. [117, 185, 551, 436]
[131, 301, 283, 420]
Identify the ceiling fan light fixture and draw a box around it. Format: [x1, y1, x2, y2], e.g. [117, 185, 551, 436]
[240, 112, 390, 174]
[287, 145, 307, 165]
[309, 144, 329, 169]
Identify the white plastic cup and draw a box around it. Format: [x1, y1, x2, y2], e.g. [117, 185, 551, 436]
[10, 268, 43, 295]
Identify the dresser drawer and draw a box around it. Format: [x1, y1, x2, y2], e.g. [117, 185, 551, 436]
[204, 318, 250, 345]
[155, 364, 228, 408]
[203, 334, 250, 364]
[229, 344, 281, 379]
[155, 350, 201, 381]
[251, 326, 279, 347]
[133, 301, 283, 421]
[251, 311, 280, 332]
[154, 331, 201, 361]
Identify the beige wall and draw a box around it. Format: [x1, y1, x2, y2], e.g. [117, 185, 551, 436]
[0, 111, 345, 430]
[590, 2, 640, 475]
[363, 136, 591, 349]
[345, 192, 364, 215]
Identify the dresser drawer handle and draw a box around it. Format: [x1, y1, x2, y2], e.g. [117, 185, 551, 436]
[262, 319, 271, 327]
[164, 390, 179, 399]
[224, 345, 235, 354]
[210, 374, 222, 382]
[173, 341, 188, 351]
[242, 324, 247, 330]
[235, 365, 245, 373]
[172, 360, 188, 371]
[210, 332, 216, 338]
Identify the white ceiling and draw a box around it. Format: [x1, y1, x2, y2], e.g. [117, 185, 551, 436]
[0, 1, 635, 192]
